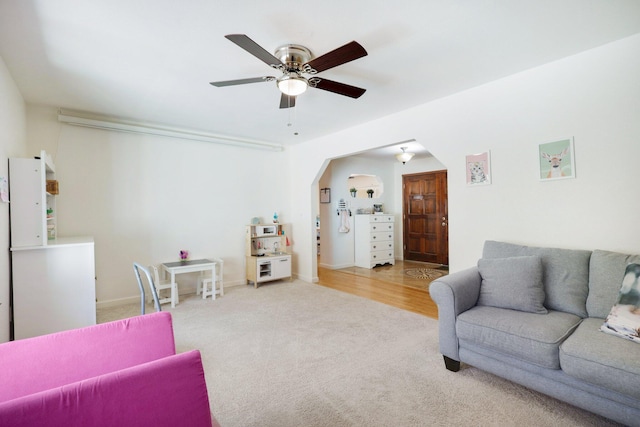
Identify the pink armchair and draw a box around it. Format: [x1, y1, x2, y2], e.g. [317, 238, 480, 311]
[0, 312, 220, 427]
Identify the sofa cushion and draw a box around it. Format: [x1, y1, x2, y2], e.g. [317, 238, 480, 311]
[560, 318, 640, 400]
[600, 263, 640, 343]
[587, 250, 640, 318]
[457, 306, 581, 369]
[477, 256, 547, 314]
[0, 312, 176, 402]
[0, 350, 216, 427]
[483, 241, 591, 317]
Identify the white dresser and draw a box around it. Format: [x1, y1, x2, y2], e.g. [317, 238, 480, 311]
[354, 214, 395, 269]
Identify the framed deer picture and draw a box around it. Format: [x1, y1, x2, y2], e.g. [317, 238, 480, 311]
[538, 138, 575, 181]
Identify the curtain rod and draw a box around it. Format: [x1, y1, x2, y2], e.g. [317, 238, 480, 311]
[57, 111, 284, 152]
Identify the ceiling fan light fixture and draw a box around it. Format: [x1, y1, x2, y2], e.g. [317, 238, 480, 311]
[277, 74, 308, 96]
[396, 147, 415, 164]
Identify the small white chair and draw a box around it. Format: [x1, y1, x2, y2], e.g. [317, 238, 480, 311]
[150, 265, 179, 308]
[196, 258, 224, 300]
[133, 263, 162, 314]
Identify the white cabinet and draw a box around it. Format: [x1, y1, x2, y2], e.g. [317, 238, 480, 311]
[271, 255, 292, 280]
[9, 151, 96, 340]
[355, 214, 395, 269]
[9, 150, 56, 247]
[11, 238, 96, 340]
[246, 255, 292, 287]
[245, 224, 292, 287]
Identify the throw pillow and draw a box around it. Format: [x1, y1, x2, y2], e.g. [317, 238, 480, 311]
[601, 263, 640, 343]
[477, 255, 547, 314]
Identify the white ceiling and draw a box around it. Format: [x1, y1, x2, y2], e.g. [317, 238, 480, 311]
[1, 1, 639, 149]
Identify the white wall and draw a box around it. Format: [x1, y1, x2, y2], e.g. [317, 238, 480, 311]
[17, 33, 640, 305]
[290, 34, 640, 283]
[0, 56, 28, 342]
[26, 107, 291, 306]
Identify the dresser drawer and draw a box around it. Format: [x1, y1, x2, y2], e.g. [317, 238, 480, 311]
[369, 215, 394, 223]
[371, 250, 394, 263]
[371, 231, 393, 242]
[370, 222, 393, 233]
[370, 241, 393, 252]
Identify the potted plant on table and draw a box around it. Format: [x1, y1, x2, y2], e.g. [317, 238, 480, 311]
[350, 187, 357, 197]
[366, 189, 374, 198]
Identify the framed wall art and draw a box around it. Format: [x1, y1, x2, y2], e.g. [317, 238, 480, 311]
[539, 138, 575, 181]
[320, 187, 331, 203]
[466, 151, 491, 186]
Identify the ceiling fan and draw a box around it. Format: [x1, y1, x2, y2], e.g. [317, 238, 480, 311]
[210, 34, 368, 109]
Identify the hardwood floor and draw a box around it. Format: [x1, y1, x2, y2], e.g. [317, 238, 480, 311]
[316, 260, 441, 319]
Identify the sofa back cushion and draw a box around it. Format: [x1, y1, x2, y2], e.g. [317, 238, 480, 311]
[483, 241, 591, 317]
[477, 256, 547, 314]
[587, 250, 640, 318]
[0, 312, 176, 402]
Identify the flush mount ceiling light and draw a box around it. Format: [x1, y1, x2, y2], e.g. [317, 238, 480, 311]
[277, 73, 309, 96]
[396, 147, 415, 164]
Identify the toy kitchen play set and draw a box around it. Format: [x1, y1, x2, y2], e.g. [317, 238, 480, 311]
[245, 218, 291, 287]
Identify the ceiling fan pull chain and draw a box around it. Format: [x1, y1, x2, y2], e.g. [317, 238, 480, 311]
[287, 99, 295, 127]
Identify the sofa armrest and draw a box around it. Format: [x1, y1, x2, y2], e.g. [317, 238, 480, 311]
[0, 350, 219, 427]
[429, 267, 481, 362]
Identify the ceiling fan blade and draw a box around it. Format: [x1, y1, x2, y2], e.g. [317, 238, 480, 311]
[311, 78, 366, 99]
[304, 41, 367, 74]
[209, 76, 275, 87]
[225, 34, 284, 68]
[279, 93, 296, 109]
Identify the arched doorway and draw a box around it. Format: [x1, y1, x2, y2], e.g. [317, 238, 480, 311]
[313, 143, 447, 274]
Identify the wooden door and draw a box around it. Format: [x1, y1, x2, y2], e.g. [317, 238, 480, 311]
[403, 171, 448, 265]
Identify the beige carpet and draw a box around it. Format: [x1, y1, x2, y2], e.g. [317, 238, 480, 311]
[99, 281, 618, 427]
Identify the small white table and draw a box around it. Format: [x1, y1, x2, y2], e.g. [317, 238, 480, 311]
[161, 259, 217, 306]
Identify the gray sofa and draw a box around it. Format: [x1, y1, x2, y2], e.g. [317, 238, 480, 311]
[429, 240, 640, 426]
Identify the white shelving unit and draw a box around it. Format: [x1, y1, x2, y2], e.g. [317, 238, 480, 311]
[9, 150, 96, 339]
[9, 150, 56, 247]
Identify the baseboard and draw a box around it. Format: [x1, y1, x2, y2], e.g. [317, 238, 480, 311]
[96, 296, 139, 309]
[96, 279, 248, 309]
[318, 262, 354, 270]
